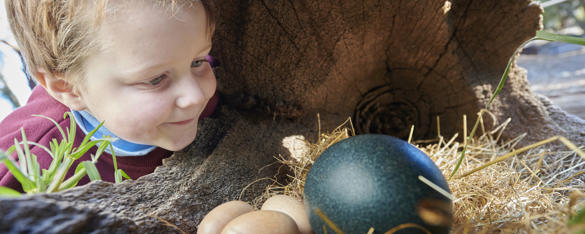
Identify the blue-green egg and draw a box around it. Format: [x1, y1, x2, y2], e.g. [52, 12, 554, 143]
[303, 134, 452, 234]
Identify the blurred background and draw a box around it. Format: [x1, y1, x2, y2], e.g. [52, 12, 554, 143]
[0, 0, 584, 121]
[517, 0, 585, 120]
[1, 0, 31, 121]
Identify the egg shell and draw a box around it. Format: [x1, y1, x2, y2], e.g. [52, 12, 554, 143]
[261, 195, 313, 234]
[303, 134, 452, 234]
[221, 210, 300, 234]
[197, 200, 253, 234]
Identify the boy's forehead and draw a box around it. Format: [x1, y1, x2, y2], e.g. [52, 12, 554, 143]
[96, 1, 206, 46]
[99, 0, 203, 20]
[85, 1, 211, 76]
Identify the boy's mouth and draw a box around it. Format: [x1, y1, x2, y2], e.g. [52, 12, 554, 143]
[168, 118, 195, 125]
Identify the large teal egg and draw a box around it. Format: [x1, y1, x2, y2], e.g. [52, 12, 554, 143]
[303, 134, 452, 233]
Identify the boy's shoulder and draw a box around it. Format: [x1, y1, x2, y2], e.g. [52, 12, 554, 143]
[0, 86, 71, 150]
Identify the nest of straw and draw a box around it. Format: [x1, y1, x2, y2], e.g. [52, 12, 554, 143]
[254, 111, 585, 233]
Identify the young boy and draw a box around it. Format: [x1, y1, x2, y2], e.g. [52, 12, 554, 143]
[1, 2, 314, 232]
[0, 0, 218, 192]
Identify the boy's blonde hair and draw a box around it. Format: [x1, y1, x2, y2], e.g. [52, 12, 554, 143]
[5, 0, 214, 83]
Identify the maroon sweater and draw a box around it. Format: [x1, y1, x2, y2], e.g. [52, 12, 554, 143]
[0, 86, 217, 192]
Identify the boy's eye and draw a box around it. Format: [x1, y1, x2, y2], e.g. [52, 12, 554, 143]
[147, 74, 166, 86]
[191, 59, 207, 68]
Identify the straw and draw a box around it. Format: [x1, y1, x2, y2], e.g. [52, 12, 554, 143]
[254, 111, 585, 232]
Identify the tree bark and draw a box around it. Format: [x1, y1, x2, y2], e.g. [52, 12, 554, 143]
[212, 0, 569, 144]
[2, 0, 584, 233]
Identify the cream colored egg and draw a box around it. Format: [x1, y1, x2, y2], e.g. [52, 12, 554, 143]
[221, 210, 300, 234]
[198, 200, 254, 234]
[261, 195, 313, 234]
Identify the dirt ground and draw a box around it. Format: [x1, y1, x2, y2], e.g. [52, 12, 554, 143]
[517, 42, 585, 120]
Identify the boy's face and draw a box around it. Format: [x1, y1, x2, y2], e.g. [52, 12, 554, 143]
[77, 1, 216, 151]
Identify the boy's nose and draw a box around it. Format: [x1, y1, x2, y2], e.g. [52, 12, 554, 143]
[176, 75, 206, 109]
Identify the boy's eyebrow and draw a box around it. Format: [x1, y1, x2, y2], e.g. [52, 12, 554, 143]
[123, 63, 168, 79]
[197, 44, 213, 56]
[123, 43, 212, 79]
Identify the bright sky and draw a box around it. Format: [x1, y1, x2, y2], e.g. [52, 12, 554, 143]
[0, 0, 14, 44]
[0, 0, 31, 121]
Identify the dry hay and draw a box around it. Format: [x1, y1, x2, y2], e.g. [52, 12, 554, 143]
[253, 111, 585, 233]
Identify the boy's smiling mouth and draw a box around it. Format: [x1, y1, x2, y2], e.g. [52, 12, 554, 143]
[168, 118, 195, 125]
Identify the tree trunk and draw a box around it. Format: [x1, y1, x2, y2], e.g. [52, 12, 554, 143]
[213, 0, 574, 143]
[2, 0, 584, 233]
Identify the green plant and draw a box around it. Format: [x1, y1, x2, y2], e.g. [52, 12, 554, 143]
[0, 112, 130, 197]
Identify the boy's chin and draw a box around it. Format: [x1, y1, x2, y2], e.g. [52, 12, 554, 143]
[161, 142, 191, 152]
[160, 133, 198, 151]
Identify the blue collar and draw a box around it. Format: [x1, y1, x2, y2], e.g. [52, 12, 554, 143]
[71, 110, 156, 156]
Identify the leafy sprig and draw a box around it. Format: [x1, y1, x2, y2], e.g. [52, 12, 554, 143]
[0, 112, 130, 197]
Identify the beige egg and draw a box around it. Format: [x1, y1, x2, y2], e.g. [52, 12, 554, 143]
[198, 200, 254, 234]
[261, 195, 313, 234]
[221, 210, 300, 234]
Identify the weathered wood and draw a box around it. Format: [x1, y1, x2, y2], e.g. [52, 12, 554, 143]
[212, 0, 553, 142]
[3, 0, 584, 233]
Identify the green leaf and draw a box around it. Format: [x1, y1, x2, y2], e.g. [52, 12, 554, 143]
[13, 138, 27, 176]
[485, 39, 534, 108]
[109, 144, 123, 184]
[93, 140, 110, 161]
[60, 163, 89, 190]
[0, 186, 21, 198]
[33, 113, 75, 160]
[115, 170, 122, 184]
[65, 112, 77, 146]
[450, 111, 483, 179]
[61, 161, 101, 190]
[82, 162, 102, 181]
[40, 168, 50, 189]
[46, 157, 74, 192]
[59, 167, 85, 191]
[536, 31, 585, 46]
[118, 169, 132, 181]
[0, 156, 35, 192]
[26, 142, 52, 158]
[44, 146, 64, 184]
[20, 129, 36, 182]
[31, 154, 42, 191]
[70, 141, 101, 160]
[78, 121, 105, 149]
[48, 139, 57, 158]
[32, 114, 66, 141]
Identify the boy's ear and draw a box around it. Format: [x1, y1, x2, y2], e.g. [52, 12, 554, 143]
[35, 69, 87, 110]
